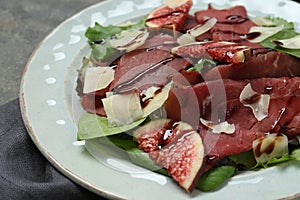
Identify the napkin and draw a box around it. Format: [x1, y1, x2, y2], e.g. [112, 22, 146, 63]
[0, 99, 106, 200]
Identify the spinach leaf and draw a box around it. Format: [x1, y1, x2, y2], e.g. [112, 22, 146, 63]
[196, 165, 236, 192]
[229, 150, 257, 169]
[99, 134, 168, 175]
[77, 113, 146, 140]
[127, 148, 168, 175]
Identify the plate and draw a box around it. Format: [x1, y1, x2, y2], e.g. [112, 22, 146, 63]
[20, 0, 300, 199]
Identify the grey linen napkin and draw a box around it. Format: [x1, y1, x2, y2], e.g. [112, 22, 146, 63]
[0, 99, 104, 200]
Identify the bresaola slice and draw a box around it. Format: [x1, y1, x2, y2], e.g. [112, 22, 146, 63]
[195, 4, 258, 42]
[164, 77, 300, 168]
[203, 51, 300, 80]
[110, 48, 190, 93]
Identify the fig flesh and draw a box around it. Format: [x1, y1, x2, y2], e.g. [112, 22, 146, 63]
[134, 120, 205, 192]
[145, 0, 193, 31]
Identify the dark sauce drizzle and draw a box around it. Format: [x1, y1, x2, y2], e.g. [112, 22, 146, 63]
[113, 57, 174, 94]
[217, 15, 249, 24]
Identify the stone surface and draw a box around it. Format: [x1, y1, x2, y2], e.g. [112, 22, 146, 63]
[0, 0, 100, 105]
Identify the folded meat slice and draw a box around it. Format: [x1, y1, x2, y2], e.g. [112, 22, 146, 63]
[204, 51, 300, 81]
[195, 4, 257, 42]
[81, 87, 109, 116]
[139, 34, 177, 51]
[110, 48, 190, 93]
[165, 77, 300, 163]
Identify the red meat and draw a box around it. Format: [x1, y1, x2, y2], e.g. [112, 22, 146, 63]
[203, 51, 300, 81]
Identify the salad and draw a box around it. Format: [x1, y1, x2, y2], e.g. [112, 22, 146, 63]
[76, 0, 300, 194]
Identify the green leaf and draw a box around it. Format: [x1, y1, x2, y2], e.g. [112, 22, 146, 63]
[85, 17, 146, 44]
[263, 16, 294, 29]
[127, 148, 163, 171]
[260, 17, 300, 58]
[196, 165, 236, 192]
[104, 136, 168, 175]
[187, 59, 216, 73]
[77, 113, 146, 140]
[253, 153, 296, 169]
[104, 133, 138, 150]
[229, 150, 257, 169]
[90, 42, 119, 62]
[85, 17, 146, 62]
[85, 23, 124, 43]
[291, 149, 300, 160]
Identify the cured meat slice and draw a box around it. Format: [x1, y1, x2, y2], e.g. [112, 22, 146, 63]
[165, 77, 300, 165]
[203, 51, 300, 81]
[195, 5, 257, 42]
[110, 48, 190, 93]
[200, 127, 266, 165]
[182, 15, 199, 32]
[81, 88, 109, 116]
[139, 34, 177, 51]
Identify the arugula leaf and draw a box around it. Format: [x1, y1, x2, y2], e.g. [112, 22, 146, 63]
[260, 17, 300, 58]
[252, 149, 300, 169]
[196, 165, 236, 191]
[187, 59, 216, 73]
[84, 17, 146, 62]
[291, 149, 300, 160]
[252, 153, 296, 168]
[77, 113, 146, 140]
[90, 42, 119, 62]
[85, 23, 124, 44]
[85, 17, 146, 44]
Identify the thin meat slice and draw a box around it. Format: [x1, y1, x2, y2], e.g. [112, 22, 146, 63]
[139, 34, 177, 51]
[165, 77, 300, 165]
[203, 51, 300, 81]
[182, 14, 200, 32]
[81, 88, 109, 116]
[195, 4, 257, 42]
[199, 127, 266, 165]
[110, 48, 190, 93]
[165, 77, 300, 135]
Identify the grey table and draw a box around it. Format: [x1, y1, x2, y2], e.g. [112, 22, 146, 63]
[0, 0, 100, 106]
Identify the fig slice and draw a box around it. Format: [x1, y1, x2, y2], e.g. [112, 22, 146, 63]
[134, 120, 205, 192]
[172, 41, 251, 64]
[145, 0, 192, 31]
[151, 122, 205, 192]
[133, 119, 174, 152]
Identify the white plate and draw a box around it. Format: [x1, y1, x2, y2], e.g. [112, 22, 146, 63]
[20, 0, 300, 199]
